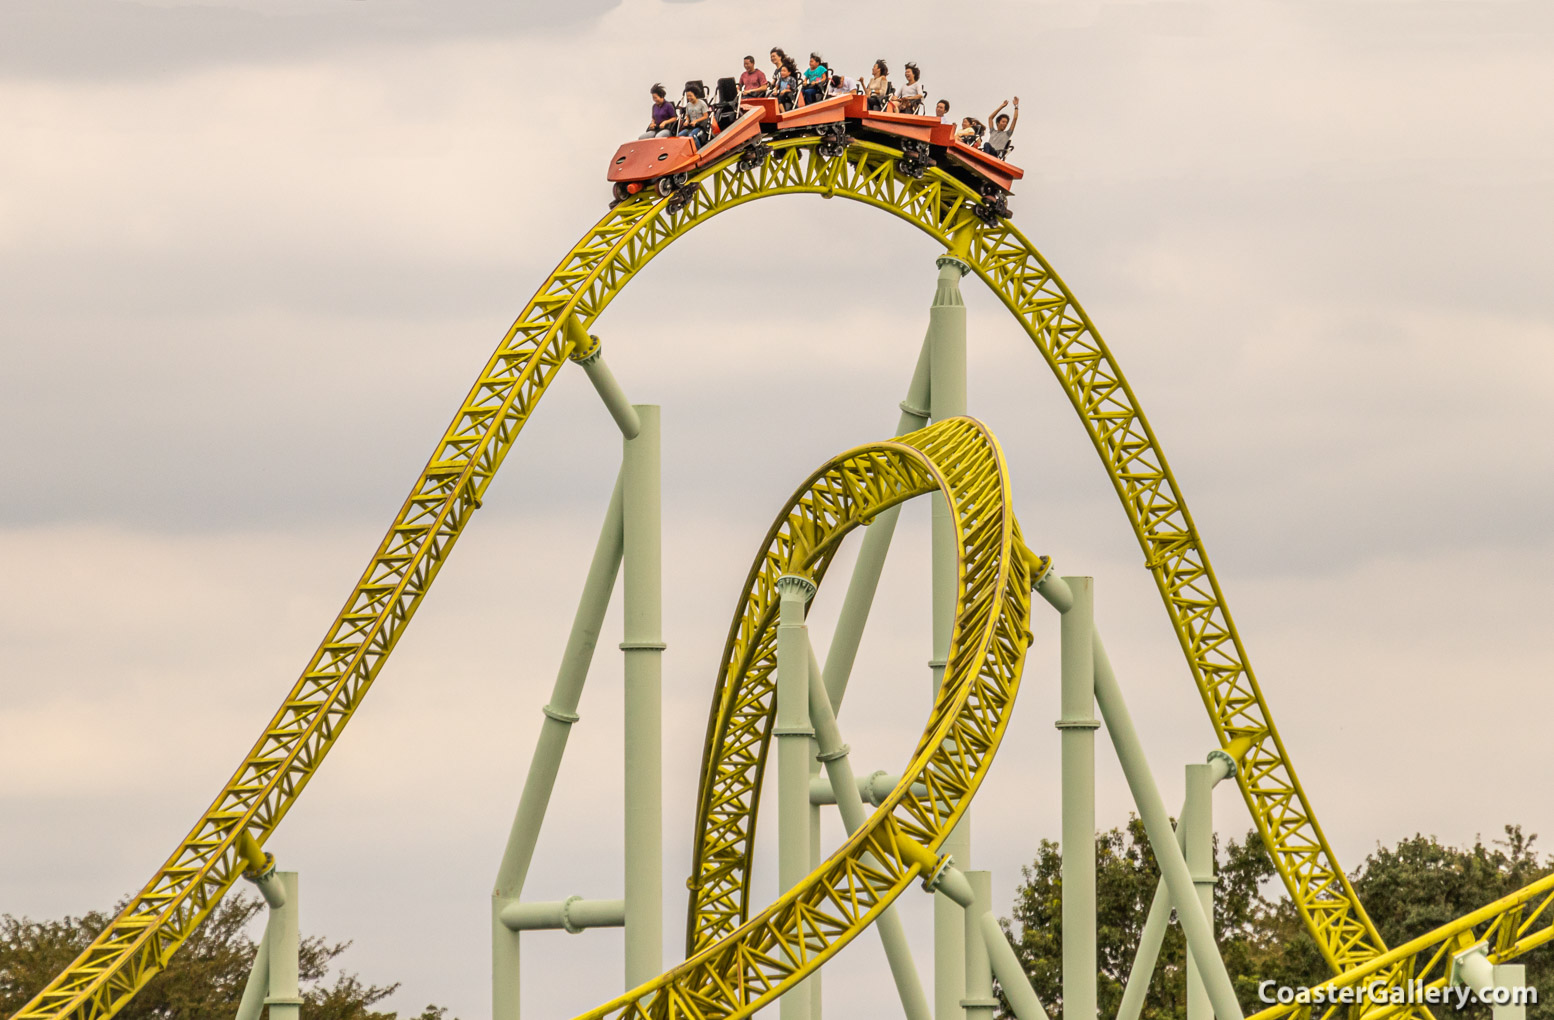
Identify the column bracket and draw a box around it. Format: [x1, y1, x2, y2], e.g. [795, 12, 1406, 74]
[541, 705, 580, 724]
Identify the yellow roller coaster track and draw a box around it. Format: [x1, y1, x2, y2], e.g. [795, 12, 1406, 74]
[585, 415, 1032, 1018]
[19, 131, 1537, 1020]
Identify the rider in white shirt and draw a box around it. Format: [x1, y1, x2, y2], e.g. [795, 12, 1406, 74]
[827, 74, 861, 98]
[892, 62, 925, 113]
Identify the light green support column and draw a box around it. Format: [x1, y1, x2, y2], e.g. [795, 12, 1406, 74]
[622, 405, 663, 990]
[821, 336, 932, 713]
[492, 472, 625, 1020]
[917, 852, 1045, 1020]
[235, 840, 287, 1020]
[809, 738, 824, 1019]
[500, 898, 626, 932]
[234, 928, 271, 1020]
[809, 772, 925, 805]
[806, 647, 932, 1020]
[1495, 964, 1528, 1020]
[1092, 633, 1245, 1020]
[1185, 762, 1216, 1020]
[928, 253, 968, 706]
[1116, 750, 1236, 1020]
[929, 252, 970, 1020]
[1058, 577, 1097, 1020]
[775, 574, 817, 1020]
[1116, 842, 1175, 1020]
[1496, 964, 1529, 1020]
[961, 872, 998, 1020]
[1451, 948, 1528, 1020]
[979, 914, 1050, 1020]
[263, 873, 301, 1020]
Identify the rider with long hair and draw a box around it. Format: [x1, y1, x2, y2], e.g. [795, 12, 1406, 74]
[891, 62, 924, 114]
[800, 52, 830, 106]
[772, 55, 801, 110]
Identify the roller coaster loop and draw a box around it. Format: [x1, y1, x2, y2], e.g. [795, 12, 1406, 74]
[587, 414, 1031, 1018]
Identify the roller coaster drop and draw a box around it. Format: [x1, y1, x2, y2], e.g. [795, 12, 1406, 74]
[12, 102, 1554, 1020]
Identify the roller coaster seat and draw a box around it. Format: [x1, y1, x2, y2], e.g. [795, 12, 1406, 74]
[774, 77, 799, 112]
[896, 88, 926, 115]
[673, 81, 714, 148]
[712, 77, 742, 131]
[983, 139, 1014, 160]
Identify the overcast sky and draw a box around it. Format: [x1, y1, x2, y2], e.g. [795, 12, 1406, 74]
[2, 1, 1552, 1018]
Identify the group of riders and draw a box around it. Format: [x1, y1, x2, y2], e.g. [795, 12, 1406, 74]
[638, 48, 1020, 161]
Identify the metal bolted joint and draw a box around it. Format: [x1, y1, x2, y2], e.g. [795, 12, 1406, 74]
[236, 832, 287, 911]
[1450, 943, 1494, 991]
[918, 855, 976, 910]
[935, 254, 972, 277]
[565, 333, 601, 366]
[564, 316, 641, 439]
[775, 573, 817, 603]
[1030, 553, 1074, 614]
[1206, 747, 1237, 783]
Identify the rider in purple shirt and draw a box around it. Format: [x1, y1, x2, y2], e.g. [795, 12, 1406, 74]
[640, 84, 678, 139]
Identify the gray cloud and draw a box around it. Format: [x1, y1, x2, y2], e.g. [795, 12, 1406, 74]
[0, 0, 622, 81]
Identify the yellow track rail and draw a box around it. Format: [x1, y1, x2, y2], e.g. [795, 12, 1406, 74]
[1246, 873, 1554, 1020]
[585, 416, 1031, 1018]
[19, 132, 1456, 1020]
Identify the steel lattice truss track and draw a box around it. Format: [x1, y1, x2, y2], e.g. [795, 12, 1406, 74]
[1246, 870, 1554, 1020]
[27, 131, 1537, 1020]
[579, 416, 1032, 1018]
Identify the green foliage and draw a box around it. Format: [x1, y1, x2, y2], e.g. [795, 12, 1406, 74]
[0, 894, 455, 1020]
[1001, 820, 1554, 1020]
[1001, 816, 1277, 1020]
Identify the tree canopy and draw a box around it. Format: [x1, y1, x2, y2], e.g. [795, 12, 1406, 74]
[1002, 820, 1553, 1020]
[0, 895, 453, 1020]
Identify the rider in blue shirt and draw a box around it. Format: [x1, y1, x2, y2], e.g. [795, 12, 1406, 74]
[801, 53, 830, 105]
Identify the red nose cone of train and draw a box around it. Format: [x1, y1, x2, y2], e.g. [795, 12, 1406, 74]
[608, 137, 699, 183]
